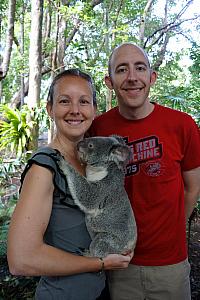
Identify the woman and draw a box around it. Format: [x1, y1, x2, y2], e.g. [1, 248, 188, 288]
[7, 69, 132, 300]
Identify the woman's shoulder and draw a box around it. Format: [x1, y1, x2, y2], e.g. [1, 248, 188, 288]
[21, 147, 68, 199]
[28, 146, 63, 167]
[32, 146, 61, 158]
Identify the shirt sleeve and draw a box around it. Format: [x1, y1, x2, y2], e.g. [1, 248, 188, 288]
[181, 116, 200, 171]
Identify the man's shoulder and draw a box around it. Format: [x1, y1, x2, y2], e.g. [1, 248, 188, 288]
[156, 103, 195, 122]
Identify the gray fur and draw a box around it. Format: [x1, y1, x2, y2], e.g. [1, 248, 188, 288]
[59, 135, 137, 257]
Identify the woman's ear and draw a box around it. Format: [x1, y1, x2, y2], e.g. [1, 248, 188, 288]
[46, 102, 53, 119]
[104, 75, 113, 90]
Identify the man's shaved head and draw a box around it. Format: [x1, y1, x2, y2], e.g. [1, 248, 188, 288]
[108, 43, 150, 77]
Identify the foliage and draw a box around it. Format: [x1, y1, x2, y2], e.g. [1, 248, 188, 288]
[0, 156, 23, 188]
[0, 156, 25, 227]
[0, 104, 35, 158]
[0, 153, 34, 299]
[34, 101, 51, 133]
[0, 154, 38, 300]
[0, 0, 199, 117]
[0, 273, 38, 299]
[186, 43, 200, 125]
[150, 49, 200, 125]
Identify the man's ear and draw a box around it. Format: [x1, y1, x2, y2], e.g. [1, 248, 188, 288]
[104, 75, 113, 90]
[150, 70, 157, 87]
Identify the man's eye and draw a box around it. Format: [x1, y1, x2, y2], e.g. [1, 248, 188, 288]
[116, 67, 127, 73]
[136, 66, 146, 71]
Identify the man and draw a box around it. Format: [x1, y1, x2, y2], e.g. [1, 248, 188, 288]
[90, 43, 200, 300]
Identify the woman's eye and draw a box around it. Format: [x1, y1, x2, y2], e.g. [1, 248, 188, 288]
[59, 98, 70, 104]
[80, 99, 91, 105]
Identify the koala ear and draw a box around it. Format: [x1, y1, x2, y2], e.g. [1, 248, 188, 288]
[110, 145, 130, 164]
[110, 135, 125, 145]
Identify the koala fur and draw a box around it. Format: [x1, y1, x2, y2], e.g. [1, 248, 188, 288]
[59, 135, 137, 257]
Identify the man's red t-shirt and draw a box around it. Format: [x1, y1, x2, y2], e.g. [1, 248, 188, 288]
[89, 103, 200, 266]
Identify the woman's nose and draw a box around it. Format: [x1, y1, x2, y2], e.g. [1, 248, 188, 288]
[69, 102, 80, 115]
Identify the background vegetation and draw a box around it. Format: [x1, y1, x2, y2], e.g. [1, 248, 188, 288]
[0, 0, 200, 298]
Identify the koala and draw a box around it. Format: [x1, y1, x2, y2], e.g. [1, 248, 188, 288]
[59, 135, 137, 257]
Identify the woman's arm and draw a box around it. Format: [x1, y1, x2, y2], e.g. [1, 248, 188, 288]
[7, 164, 132, 276]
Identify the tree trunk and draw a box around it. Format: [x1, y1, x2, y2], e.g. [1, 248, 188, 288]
[139, 0, 154, 46]
[28, 0, 43, 109]
[0, 18, 2, 101]
[27, 0, 44, 150]
[20, 2, 25, 107]
[0, 0, 16, 81]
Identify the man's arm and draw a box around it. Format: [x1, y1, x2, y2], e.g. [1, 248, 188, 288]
[182, 166, 200, 220]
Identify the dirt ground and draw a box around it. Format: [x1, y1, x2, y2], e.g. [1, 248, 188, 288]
[188, 215, 200, 300]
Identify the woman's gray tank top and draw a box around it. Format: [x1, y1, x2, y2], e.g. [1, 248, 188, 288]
[20, 147, 105, 300]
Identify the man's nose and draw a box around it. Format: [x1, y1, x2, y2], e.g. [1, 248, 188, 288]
[127, 67, 137, 81]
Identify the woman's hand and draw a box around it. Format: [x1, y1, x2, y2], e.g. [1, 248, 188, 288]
[102, 251, 134, 270]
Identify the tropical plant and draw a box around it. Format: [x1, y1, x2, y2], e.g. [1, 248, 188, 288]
[0, 104, 35, 157]
[0, 156, 23, 187]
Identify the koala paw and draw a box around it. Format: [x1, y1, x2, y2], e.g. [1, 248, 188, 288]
[82, 249, 92, 257]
